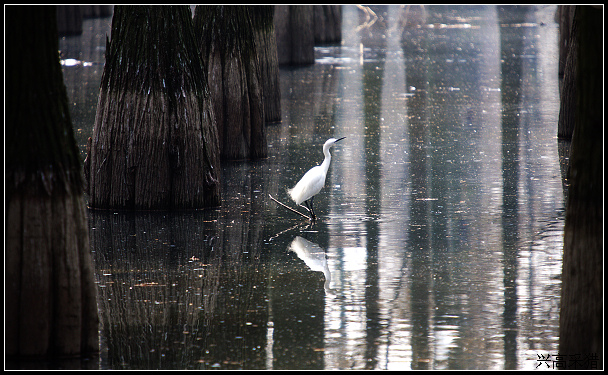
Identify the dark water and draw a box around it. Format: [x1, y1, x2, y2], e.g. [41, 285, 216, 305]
[58, 5, 565, 370]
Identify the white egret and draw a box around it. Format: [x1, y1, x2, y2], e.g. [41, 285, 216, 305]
[288, 137, 345, 221]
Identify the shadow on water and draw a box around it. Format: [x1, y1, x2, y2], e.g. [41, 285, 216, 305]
[46, 5, 567, 370]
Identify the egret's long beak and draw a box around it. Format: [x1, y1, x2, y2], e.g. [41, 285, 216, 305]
[335, 137, 346, 143]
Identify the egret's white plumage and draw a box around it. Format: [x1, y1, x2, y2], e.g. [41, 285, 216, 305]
[288, 137, 345, 220]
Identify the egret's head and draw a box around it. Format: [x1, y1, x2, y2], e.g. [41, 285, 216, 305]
[324, 137, 346, 148]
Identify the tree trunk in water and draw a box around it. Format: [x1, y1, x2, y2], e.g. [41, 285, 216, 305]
[275, 5, 315, 65]
[559, 5, 603, 365]
[314, 5, 342, 44]
[86, 5, 221, 209]
[194, 5, 267, 160]
[254, 6, 282, 123]
[56, 5, 82, 36]
[557, 5, 577, 140]
[80, 5, 113, 18]
[5, 5, 99, 359]
[556, 5, 576, 78]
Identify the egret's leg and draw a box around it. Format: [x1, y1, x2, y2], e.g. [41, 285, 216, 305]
[308, 197, 316, 221]
[302, 201, 312, 214]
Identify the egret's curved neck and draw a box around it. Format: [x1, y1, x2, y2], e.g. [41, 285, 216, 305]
[321, 145, 332, 173]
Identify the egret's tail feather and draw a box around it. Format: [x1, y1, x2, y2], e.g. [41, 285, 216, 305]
[286, 186, 295, 202]
[287, 184, 303, 205]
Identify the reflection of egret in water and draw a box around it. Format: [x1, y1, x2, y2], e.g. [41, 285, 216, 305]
[288, 236, 332, 294]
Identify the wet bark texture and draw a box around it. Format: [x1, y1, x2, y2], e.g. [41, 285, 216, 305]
[559, 5, 603, 363]
[253, 6, 282, 123]
[314, 5, 342, 44]
[556, 5, 577, 140]
[5, 5, 99, 359]
[86, 6, 221, 209]
[194, 5, 267, 160]
[56, 5, 82, 35]
[57, 5, 113, 36]
[275, 5, 315, 65]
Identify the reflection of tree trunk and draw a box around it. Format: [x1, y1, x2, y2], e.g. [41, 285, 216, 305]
[6, 5, 98, 359]
[194, 6, 267, 161]
[498, 7, 527, 369]
[91, 207, 268, 369]
[559, 5, 603, 363]
[86, 5, 221, 209]
[403, 24, 432, 370]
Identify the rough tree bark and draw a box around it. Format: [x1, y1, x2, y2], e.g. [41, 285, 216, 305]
[253, 6, 282, 123]
[194, 5, 267, 160]
[56, 5, 82, 36]
[559, 5, 603, 366]
[556, 5, 576, 78]
[275, 5, 315, 66]
[85, 5, 221, 209]
[314, 5, 342, 44]
[557, 5, 577, 140]
[6, 5, 99, 359]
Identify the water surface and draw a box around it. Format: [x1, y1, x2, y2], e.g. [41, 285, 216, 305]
[60, 5, 564, 370]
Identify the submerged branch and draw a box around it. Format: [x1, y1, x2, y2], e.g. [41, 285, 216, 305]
[269, 194, 311, 221]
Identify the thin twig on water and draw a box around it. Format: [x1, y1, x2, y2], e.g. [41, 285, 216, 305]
[269, 194, 311, 221]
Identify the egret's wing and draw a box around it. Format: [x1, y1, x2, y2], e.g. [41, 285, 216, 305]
[289, 166, 326, 205]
